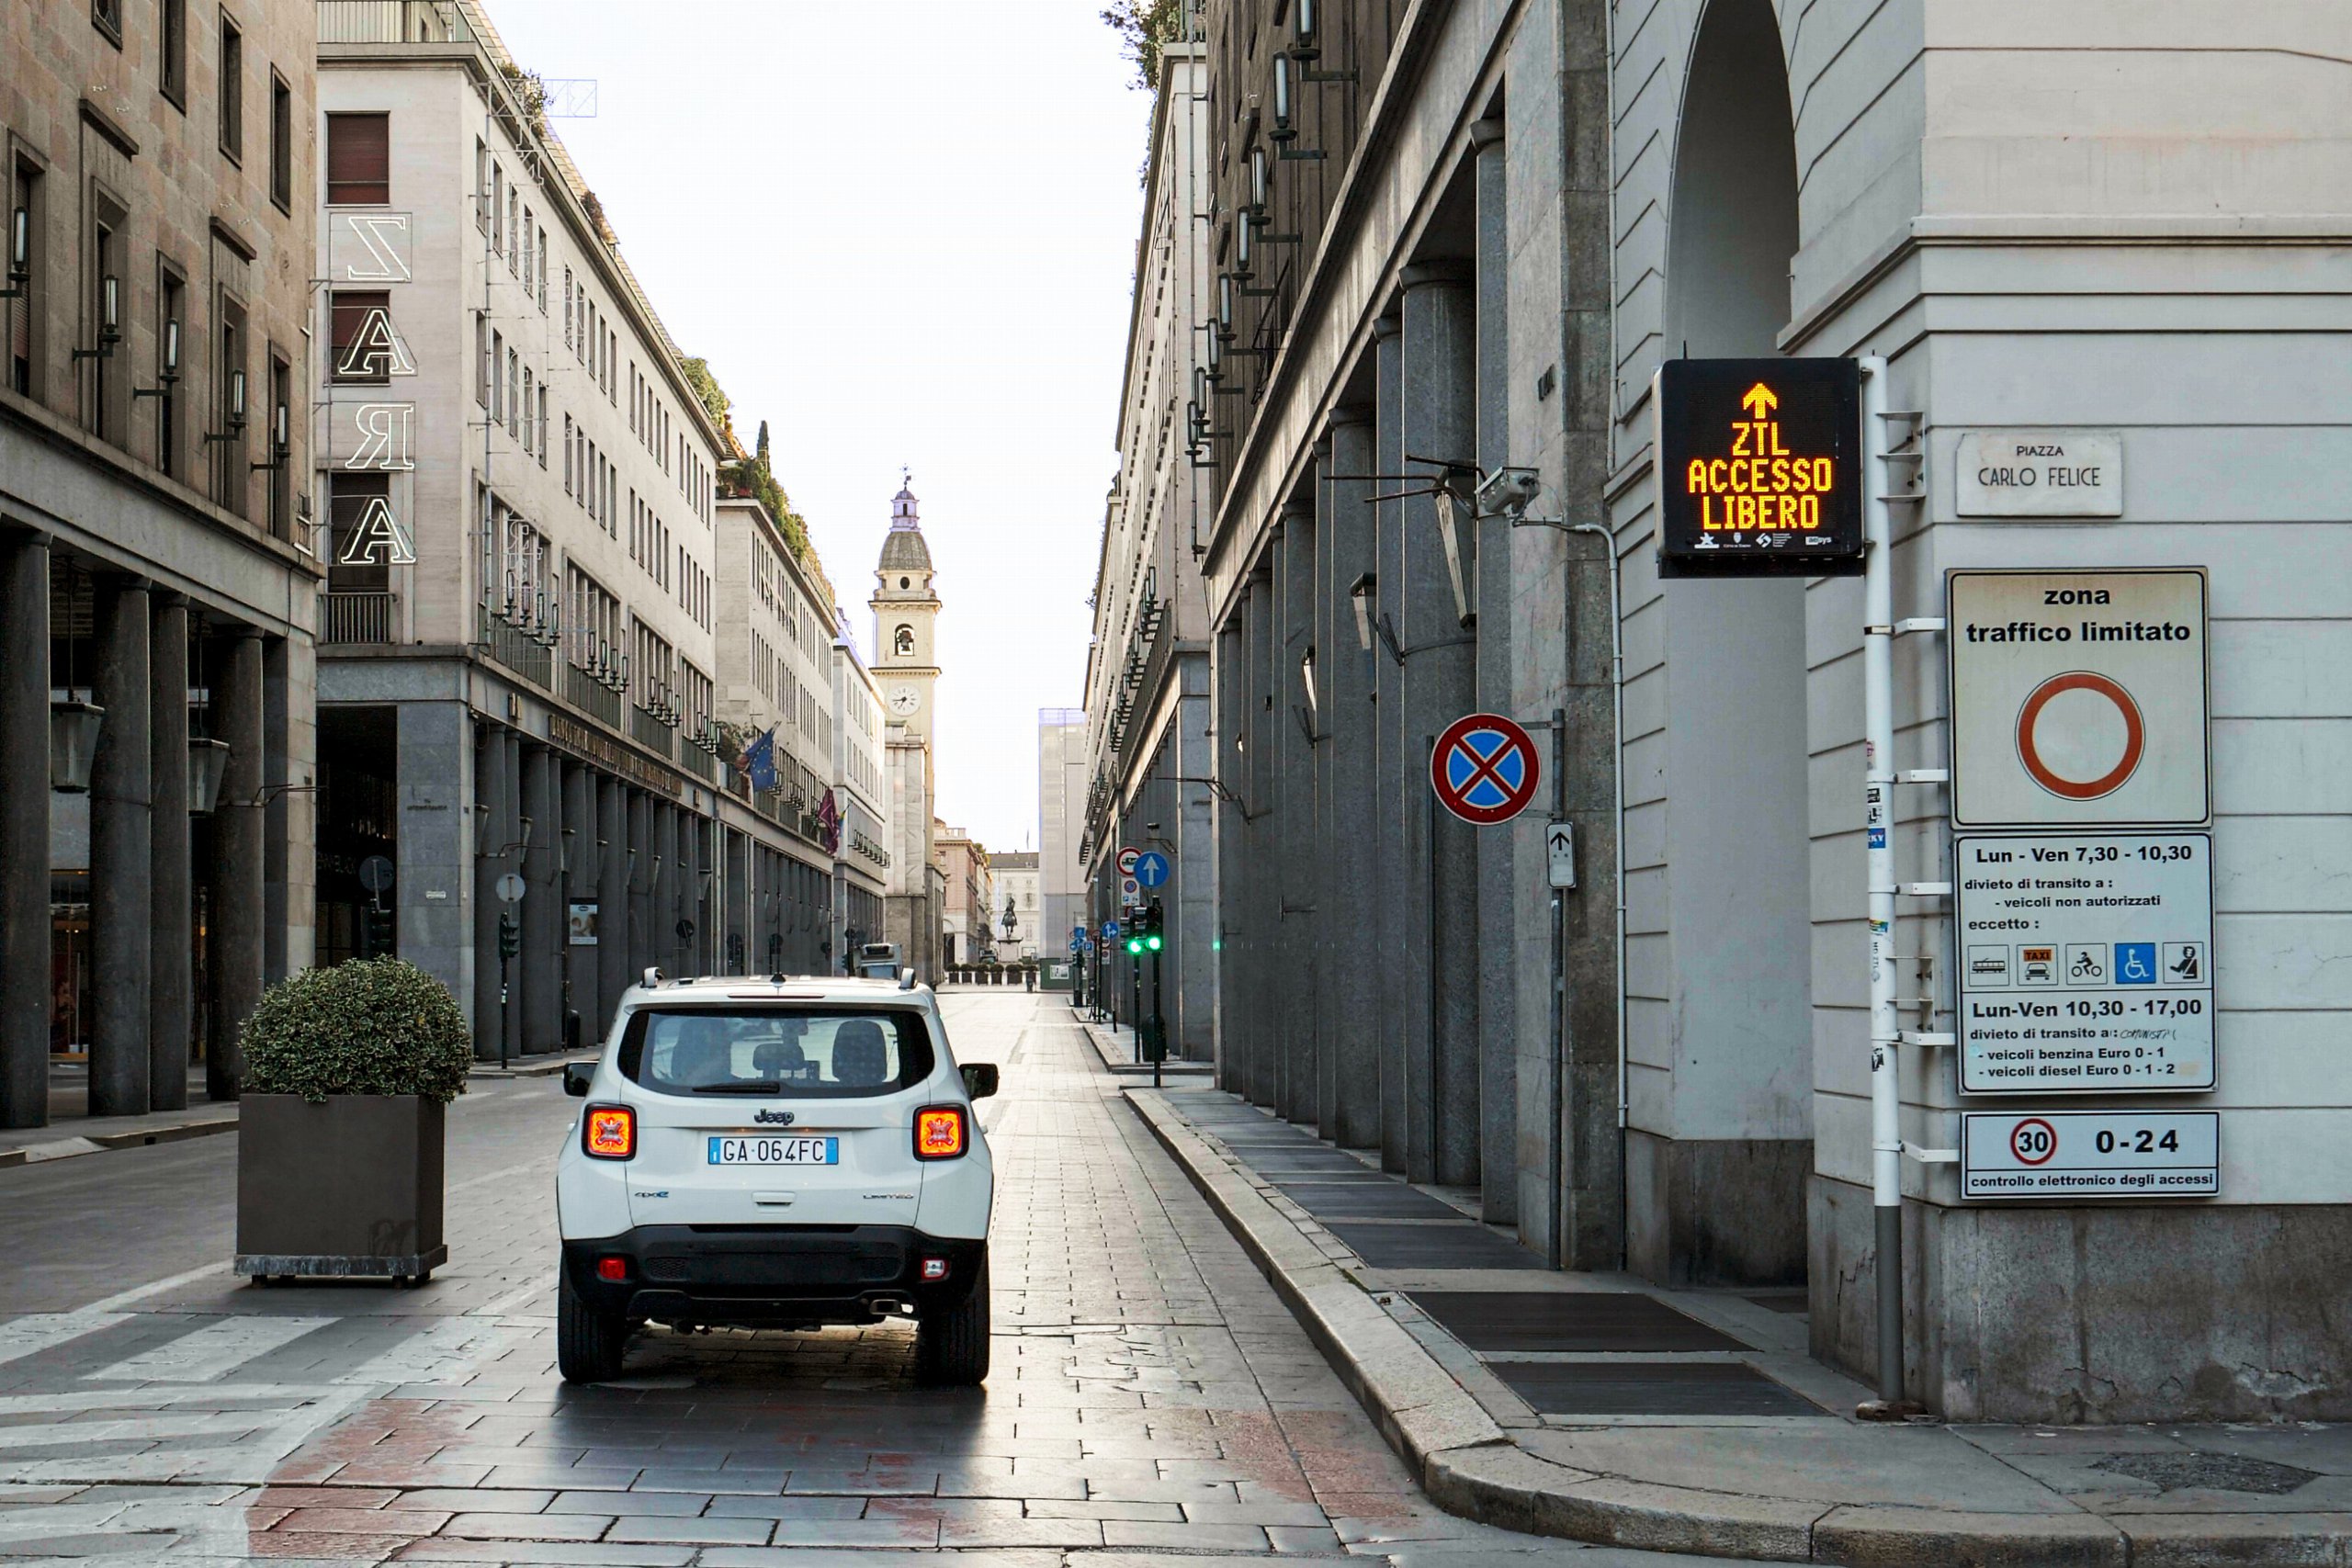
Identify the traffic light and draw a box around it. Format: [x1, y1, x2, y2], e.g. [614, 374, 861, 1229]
[498, 911, 520, 960]
[1144, 899, 1164, 953]
[360, 900, 394, 959]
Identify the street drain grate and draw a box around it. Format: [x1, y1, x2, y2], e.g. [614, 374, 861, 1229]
[2092, 1451, 2317, 1495]
[1325, 1221, 1547, 1271]
[1272, 1182, 1469, 1223]
[1408, 1291, 1752, 1353]
[1491, 1359, 1820, 1416]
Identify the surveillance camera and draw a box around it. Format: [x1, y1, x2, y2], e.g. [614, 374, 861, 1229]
[1476, 467, 1544, 519]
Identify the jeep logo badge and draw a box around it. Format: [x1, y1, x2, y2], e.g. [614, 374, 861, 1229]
[753, 1109, 796, 1126]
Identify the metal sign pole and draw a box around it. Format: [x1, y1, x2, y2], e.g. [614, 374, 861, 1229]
[1860, 355, 1905, 1410]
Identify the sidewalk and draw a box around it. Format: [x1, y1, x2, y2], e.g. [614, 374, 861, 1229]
[1072, 1008, 1214, 1078]
[0, 1071, 237, 1168]
[0, 1053, 592, 1170]
[1129, 1083, 2352, 1567]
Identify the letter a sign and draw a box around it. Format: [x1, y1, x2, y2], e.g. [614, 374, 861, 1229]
[336, 495, 416, 566]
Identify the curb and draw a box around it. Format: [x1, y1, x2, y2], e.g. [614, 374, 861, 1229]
[1124, 1089, 2330, 1568]
[0, 1114, 240, 1169]
[1076, 1017, 1213, 1079]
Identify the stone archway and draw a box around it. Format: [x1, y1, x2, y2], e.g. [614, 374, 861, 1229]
[1632, 0, 1815, 1289]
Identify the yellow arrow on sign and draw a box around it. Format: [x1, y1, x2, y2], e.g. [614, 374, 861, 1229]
[1741, 382, 1779, 418]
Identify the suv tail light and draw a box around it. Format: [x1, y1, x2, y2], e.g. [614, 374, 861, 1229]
[914, 1105, 967, 1161]
[583, 1104, 636, 1160]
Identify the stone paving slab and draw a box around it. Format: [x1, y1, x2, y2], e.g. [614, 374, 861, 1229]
[1130, 1084, 2352, 1566]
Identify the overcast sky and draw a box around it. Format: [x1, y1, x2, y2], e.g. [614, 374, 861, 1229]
[486, 1, 1149, 852]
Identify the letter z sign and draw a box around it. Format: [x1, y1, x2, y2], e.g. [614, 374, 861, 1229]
[1652, 357, 1863, 578]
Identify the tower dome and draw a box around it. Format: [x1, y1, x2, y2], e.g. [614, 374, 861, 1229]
[879, 475, 932, 574]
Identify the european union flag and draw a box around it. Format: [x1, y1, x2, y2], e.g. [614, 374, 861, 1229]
[741, 728, 778, 792]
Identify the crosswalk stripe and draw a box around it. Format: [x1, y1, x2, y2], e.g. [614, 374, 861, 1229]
[86, 1315, 337, 1383]
[0, 1314, 132, 1371]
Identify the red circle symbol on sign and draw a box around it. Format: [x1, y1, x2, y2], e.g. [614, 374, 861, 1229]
[2016, 671, 2145, 801]
[1430, 713, 1542, 826]
[2009, 1117, 2058, 1168]
[1116, 846, 1140, 876]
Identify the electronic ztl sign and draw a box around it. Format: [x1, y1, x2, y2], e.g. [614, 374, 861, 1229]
[1652, 357, 1863, 578]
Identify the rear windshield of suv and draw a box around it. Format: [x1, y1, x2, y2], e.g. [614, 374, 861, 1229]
[617, 1007, 933, 1099]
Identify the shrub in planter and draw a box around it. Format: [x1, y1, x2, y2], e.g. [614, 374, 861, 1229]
[234, 959, 471, 1285]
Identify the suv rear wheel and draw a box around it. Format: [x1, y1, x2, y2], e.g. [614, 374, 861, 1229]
[557, 1268, 628, 1383]
[915, 1252, 990, 1386]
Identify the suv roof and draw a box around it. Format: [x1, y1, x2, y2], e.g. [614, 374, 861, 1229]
[616, 974, 937, 1011]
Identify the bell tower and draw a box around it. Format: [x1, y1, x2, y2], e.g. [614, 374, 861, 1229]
[870, 475, 940, 744]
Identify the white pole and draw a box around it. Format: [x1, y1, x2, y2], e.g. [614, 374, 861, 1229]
[1860, 354, 1905, 1408]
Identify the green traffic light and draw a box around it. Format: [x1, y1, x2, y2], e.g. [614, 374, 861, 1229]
[1125, 938, 1143, 955]
[1146, 933, 1162, 951]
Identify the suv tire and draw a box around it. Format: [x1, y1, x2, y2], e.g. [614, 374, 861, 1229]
[557, 1267, 628, 1383]
[915, 1252, 990, 1386]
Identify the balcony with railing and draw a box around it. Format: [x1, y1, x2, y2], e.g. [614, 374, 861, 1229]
[322, 591, 396, 645]
[317, 0, 474, 45]
[564, 660, 622, 728]
[677, 743, 716, 784]
[478, 606, 552, 690]
[630, 705, 673, 760]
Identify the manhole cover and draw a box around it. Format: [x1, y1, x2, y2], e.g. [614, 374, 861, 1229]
[2092, 1451, 2316, 1495]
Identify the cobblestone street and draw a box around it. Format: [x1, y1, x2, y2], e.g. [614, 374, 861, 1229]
[0, 994, 1674, 1566]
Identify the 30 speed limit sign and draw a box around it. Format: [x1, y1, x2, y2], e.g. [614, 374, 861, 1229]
[1962, 1111, 2217, 1200]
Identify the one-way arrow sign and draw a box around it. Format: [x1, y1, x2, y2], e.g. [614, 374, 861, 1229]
[1546, 820, 1577, 890]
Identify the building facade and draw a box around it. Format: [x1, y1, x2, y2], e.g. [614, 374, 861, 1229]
[1036, 707, 1086, 959]
[870, 480, 943, 981]
[1132, 0, 2352, 1421]
[1080, 43, 1216, 1059]
[829, 618, 888, 970]
[713, 493, 872, 977]
[312, 0, 796, 1054]
[933, 824, 988, 966]
[3, 0, 320, 1123]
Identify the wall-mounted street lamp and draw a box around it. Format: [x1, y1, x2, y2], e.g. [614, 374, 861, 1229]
[0, 208, 29, 299]
[1349, 571, 1377, 651]
[50, 699, 105, 794]
[187, 736, 231, 815]
[134, 319, 180, 403]
[73, 274, 122, 362]
[250, 402, 289, 472]
[202, 368, 246, 446]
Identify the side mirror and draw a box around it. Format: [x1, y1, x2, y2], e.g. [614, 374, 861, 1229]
[960, 1063, 1000, 1101]
[562, 1062, 593, 1098]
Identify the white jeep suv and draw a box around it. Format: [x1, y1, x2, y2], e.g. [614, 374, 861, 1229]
[554, 973, 997, 1385]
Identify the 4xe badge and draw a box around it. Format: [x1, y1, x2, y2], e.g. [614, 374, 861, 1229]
[753, 1109, 797, 1126]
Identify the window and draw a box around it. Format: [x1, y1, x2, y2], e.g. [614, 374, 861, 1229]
[330, 290, 390, 383]
[266, 352, 290, 539]
[537, 228, 547, 309]
[520, 367, 534, 450]
[213, 293, 247, 513]
[491, 163, 503, 254]
[218, 12, 243, 164]
[537, 384, 548, 467]
[268, 73, 291, 211]
[562, 268, 571, 347]
[616, 998, 922, 1099]
[325, 113, 389, 204]
[154, 265, 184, 476]
[504, 345, 517, 433]
[520, 207, 532, 285]
[505, 188, 517, 274]
[328, 472, 390, 592]
[85, 210, 124, 444]
[9, 162, 40, 399]
[474, 139, 489, 231]
[94, 0, 123, 46]
[473, 311, 488, 405]
[562, 412, 572, 493]
[160, 0, 187, 105]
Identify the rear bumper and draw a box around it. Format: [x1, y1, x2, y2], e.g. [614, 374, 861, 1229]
[561, 1224, 985, 1327]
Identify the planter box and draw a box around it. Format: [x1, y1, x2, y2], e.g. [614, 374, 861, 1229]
[235, 1094, 447, 1281]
